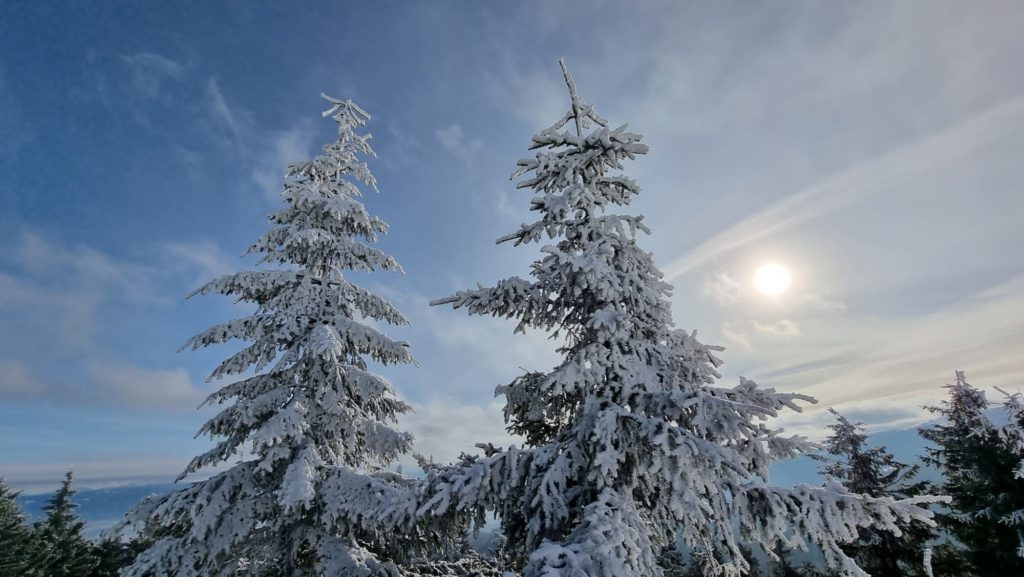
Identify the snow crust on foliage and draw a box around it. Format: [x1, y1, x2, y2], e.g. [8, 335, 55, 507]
[120, 96, 430, 576]
[423, 61, 942, 577]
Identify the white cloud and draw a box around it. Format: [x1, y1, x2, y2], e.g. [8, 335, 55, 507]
[399, 399, 519, 467]
[250, 119, 319, 203]
[483, 58, 567, 129]
[121, 52, 183, 99]
[10, 231, 161, 304]
[3, 455, 190, 494]
[663, 93, 1024, 280]
[0, 358, 206, 411]
[199, 77, 323, 205]
[85, 361, 206, 410]
[721, 322, 752, 352]
[703, 270, 742, 306]
[493, 187, 518, 219]
[0, 232, 166, 353]
[206, 77, 242, 135]
[163, 239, 239, 285]
[0, 232, 233, 410]
[0, 359, 41, 396]
[800, 292, 846, 312]
[435, 124, 482, 166]
[750, 319, 801, 338]
[774, 389, 939, 442]
[726, 274, 1024, 415]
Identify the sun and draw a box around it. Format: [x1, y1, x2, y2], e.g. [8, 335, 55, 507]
[753, 263, 791, 297]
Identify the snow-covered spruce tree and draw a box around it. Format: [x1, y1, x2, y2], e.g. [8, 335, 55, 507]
[420, 60, 941, 577]
[36, 471, 98, 577]
[122, 95, 437, 577]
[919, 372, 1024, 574]
[818, 409, 934, 576]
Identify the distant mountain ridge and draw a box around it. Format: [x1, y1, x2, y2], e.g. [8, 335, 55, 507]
[18, 483, 178, 539]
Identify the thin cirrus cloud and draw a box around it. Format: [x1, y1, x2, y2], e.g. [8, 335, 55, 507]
[0, 358, 205, 412]
[703, 270, 742, 306]
[121, 52, 184, 100]
[726, 273, 1024, 411]
[750, 319, 801, 339]
[663, 93, 1024, 280]
[199, 76, 321, 204]
[205, 77, 244, 136]
[0, 232, 223, 411]
[435, 124, 482, 167]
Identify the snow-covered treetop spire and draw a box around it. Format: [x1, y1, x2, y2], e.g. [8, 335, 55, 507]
[122, 94, 422, 577]
[553, 58, 607, 138]
[424, 60, 942, 577]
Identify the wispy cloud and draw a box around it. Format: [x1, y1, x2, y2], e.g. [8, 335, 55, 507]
[483, 58, 566, 129]
[249, 119, 319, 203]
[727, 273, 1024, 415]
[0, 232, 228, 410]
[774, 388, 938, 441]
[721, 322, 752, 352]
[121, 52, 184, 100]
[3, 456, 191, 494]
[435, 124, 482, 167]
[206, 77, 242, 136]
[163, 239, 239, 286]
[200, 77, 323, 204]
[0, 359, 42, 396]
[703, 270, 742, 306]
[751, 319, 801, 338]
[84, 361, 205, 410]
[399, 399, 518, 467]
[664, 93, 1024, 279]
[800, 292, 846, 312]
[0, 360, 205, 411]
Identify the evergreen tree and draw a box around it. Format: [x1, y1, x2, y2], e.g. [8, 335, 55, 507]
[36, 471, 98, 577]
[0, 478, 42, 577]
[993, 385, 1024, 556]
[122, 95, 434, 576]
[819, 409, 935, 576]
[918, 371, 1024, 575]
[419, 60, 940, 577]
[87, 536, 148, 577]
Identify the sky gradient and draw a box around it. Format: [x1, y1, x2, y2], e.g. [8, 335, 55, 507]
[2, 0, 1023, 492]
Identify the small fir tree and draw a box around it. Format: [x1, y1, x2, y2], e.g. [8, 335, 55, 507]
[918, 371, 1024, 575]
[122, 95, 432, 576]
[419, 60, 941, 577]
[0, 478, 42, 577]
[819, 409, 935, 576]
[36, 471, 98, 577]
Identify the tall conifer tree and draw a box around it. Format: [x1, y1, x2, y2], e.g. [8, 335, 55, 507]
[993, 385, 1024, 556]
[919, 371, 1024, 575]
[819, 409, 934, 576]
[36, 472, 97, 577]
[0, 478, 42, 577]
[123, 95, 425, 576]
[419, 60, 940, 577]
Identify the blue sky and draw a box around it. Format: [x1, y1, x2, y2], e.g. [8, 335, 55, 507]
[2, 0, 1023, 493]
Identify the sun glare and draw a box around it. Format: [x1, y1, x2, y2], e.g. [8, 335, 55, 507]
[753, 263, 791, 297]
